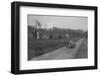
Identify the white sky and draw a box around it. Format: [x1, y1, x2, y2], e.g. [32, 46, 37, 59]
[28, 15, 88, 31]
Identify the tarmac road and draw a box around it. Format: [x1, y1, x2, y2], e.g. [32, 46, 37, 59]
[31, 39, 83, 60]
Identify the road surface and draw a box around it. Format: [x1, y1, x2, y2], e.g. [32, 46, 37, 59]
[31, 39, 83, 60]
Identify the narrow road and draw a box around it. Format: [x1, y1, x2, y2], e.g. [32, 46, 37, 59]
[31, 39, 83, 60]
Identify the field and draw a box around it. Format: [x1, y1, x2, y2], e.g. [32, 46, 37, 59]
[28, 37, 81, 60]
[28, 39, 65, 60]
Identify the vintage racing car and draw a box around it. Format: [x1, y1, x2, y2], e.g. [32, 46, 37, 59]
[65, 40, 75, 48]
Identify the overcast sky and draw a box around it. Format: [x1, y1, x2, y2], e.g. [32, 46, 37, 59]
[28, 15, 88, 31]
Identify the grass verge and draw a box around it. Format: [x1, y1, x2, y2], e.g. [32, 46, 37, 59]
[74, 38, 88, 59]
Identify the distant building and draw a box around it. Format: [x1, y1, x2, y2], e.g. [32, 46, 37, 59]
[41, 34, 49, 39]
[65, 34, 69, 38]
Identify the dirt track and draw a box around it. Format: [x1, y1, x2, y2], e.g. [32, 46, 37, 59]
[31, 39, 83, 60]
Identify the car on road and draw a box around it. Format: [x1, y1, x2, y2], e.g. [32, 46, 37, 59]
[65, 40, 75, 48]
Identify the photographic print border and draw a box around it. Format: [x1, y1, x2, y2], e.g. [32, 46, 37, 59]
[11, 1, 98, 74]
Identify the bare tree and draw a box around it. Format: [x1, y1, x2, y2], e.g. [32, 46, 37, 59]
[35, 19, 42, 29]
